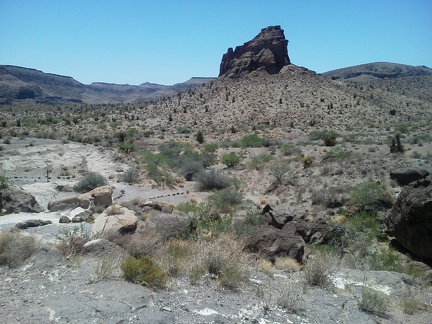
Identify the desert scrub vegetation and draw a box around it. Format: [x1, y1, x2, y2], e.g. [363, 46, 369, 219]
[56, 224, 91, 257]
[304, 252, 338, 287]
[194, 169, 230, 191]
[0, 230, 40, 267]
[221, 152, 241, 167]
[248, 153, 274, 170]
[240, 133, 269, 148]
[268, 158, 291, 182]
[358, 286, 389, 317]
[121, 168, 140, 183]
[350, 181, 392, 208]
[121, 255, 168, 288]
[73, 172, 107, 193]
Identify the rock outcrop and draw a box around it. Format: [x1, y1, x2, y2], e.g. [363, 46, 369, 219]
[2, 185, 42, 214]
[219, 25, 290, 78]
[390, 167, 430, 186]
[385, 176, 432, 260]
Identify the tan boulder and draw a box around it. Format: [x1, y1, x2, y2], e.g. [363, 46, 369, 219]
[48, 194, 90, 212]
[92, 205, 138, 237]
[48, 185, 112, 212]
[82, 185, 113, 207]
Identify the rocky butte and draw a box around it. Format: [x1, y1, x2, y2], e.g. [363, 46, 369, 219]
[219, 25, 291, 78]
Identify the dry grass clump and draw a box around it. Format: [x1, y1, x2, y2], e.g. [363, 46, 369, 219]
[276, 280, 303, 313]
[275, 257, 302, 271]
[400, 295, 420, 315]
[304, 252, 338, 287]
[158, 234, 247, 288]
[186, 233, 246, 288]
[0, 230, 40, 267]
[358, 286, 389, 317]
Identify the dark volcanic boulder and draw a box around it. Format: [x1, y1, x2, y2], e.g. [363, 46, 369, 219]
[2, 185, 42, 214]
[385, 176, 432, 260]
[390, 168, 430, 186]
[219, 25, 290, 78]
[244, 224, 306, 263]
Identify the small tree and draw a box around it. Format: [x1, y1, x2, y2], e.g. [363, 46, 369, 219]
[268, 159, 290, 182]
[196, 130, 204, 144]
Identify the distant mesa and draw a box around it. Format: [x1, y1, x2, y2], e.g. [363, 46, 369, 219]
[219, 25, 291, 78]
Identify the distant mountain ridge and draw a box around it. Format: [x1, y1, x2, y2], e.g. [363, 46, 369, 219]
[323, 62, 432, 80]
[0, 65, 215, 105]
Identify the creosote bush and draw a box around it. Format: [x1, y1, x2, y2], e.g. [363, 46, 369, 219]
[73, 172, 107, 193]
[221, 152, 241, 167]
[194, 169, 230, 191]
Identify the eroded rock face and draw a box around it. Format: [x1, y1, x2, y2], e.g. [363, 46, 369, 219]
[385, 177, 432, 260]
[219, 25, 290, 78]
[2, 185, 42, 214]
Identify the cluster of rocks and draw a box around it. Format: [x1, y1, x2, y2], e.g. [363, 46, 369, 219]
[219, 25, 290, 78]
[15, 219, 52, 229]
[244, 204, 335, 263]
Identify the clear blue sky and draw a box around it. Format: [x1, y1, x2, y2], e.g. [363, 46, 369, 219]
[1, 0, 431, 85]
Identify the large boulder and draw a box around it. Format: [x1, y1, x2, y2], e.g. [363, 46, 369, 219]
[385, 176, 432, 260]
[48, 185, 113, 212]
[92, 205, 138, 237]
[390, 168, 430, 185]
[81, 185, 113, 207]
[244, 224, 306, 263]
[219, 25, 290, 78]
[48, 194, 90, 212]
[2, 185, 42, 213]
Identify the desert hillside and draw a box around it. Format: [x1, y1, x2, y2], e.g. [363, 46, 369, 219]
[0, 26, 431, 323]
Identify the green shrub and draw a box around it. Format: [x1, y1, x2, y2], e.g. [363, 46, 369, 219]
[121, 255, 168, 288]
[323, 135, 337, 146]
[324, 148, 352, 159]
[194, 169, 230, 191]
[175, 201, 200, 214]
[350, 182, 389, 207]
[240, 134, 268, 147]
[202, 143, 218, 153]
[309, 129, 338, 141]
[73, 172, 107, 193]
[221, 152, 241, 167]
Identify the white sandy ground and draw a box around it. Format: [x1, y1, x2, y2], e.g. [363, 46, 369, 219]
[0, 139, 206, 239]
